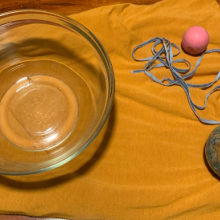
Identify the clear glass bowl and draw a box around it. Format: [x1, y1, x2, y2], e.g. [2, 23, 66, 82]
[0, 9, 114, 175]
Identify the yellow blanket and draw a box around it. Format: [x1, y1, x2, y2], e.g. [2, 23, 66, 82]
[1, 0, 220, 219]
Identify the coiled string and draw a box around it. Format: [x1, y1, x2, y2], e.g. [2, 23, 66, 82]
[131, 37, 220, 124]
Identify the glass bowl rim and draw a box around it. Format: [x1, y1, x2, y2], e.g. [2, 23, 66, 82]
[0, 9, 115, 175]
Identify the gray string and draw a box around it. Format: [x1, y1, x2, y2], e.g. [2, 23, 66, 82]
[131, 37, 220, 124]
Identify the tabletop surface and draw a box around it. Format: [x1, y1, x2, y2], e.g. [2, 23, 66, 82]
[0, 0, 163, 15]
[0, 0, 220, 219]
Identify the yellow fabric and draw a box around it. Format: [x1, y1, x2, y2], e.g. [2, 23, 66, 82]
[1, 0, 220, 219]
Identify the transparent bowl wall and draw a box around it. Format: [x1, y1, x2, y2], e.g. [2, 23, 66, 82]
[0, 10, 114, 175]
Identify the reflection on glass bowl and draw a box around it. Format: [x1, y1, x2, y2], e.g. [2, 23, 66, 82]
[0, 10, 114, 175]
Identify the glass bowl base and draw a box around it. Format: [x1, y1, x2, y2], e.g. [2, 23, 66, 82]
[0, 75, 79, 151]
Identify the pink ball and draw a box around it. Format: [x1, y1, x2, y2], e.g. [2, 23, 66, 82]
[182, 26, 209, 55]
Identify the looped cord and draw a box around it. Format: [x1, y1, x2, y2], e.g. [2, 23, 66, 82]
[131, 37, 220, 124]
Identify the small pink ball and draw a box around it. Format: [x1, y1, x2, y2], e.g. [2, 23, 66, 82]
[182, 26, 209, 55]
